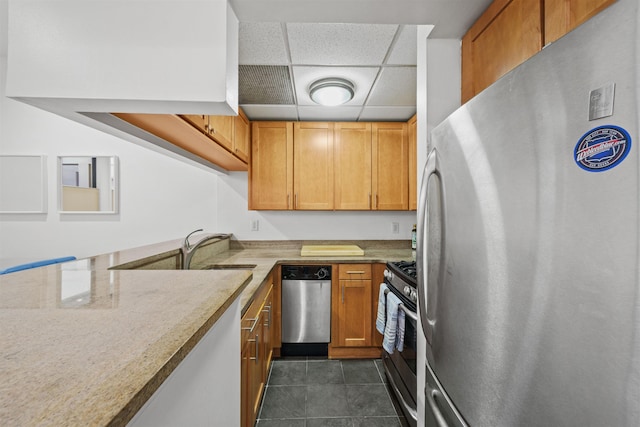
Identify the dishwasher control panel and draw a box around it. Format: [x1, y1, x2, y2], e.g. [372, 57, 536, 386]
[282, 265, 332, 280]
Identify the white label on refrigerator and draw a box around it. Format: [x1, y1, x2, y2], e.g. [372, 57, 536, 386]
[589, 82, 615, 121]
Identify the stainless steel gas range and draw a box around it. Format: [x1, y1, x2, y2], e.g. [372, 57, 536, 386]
[381, 260, 418, 427]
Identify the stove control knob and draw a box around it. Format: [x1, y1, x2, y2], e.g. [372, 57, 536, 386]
[410, 289, 417, 302]
[384, 269, 394, 280]
[403, 285, 412, 297]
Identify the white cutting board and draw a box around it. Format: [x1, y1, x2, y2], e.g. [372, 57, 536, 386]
[300, 245, 364, 256]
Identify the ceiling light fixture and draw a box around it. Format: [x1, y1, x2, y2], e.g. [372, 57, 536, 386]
[309, 78, 355, 106]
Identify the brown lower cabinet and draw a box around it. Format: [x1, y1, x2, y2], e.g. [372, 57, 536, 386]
[241, 272, 277, 427]
[328, 263, 385, 359]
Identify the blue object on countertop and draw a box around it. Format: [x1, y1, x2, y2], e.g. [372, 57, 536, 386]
[0, 256, 77, 275]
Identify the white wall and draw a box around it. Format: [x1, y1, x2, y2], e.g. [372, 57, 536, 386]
[0, 57, 220, 267]
[217, 172, 416, 240]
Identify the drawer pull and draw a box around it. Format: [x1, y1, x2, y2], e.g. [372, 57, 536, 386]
[346, 270, 366, 274]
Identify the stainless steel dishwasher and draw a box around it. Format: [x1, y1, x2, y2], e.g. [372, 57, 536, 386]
[281, 265, 331, 355]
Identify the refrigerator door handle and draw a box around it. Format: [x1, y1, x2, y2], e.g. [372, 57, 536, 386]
[426, 386, 450, 427]
[417, 148, 446, 343]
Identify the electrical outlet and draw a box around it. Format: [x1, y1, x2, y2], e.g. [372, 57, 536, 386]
[392, 222, 400, 234]
[250, 220, 259, 231]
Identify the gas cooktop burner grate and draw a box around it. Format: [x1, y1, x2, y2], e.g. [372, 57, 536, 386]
[389, 260, 417, 283]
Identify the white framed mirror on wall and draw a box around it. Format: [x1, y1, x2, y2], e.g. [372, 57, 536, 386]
[0, 155, 47, 214]
[58, 156, 119, 214]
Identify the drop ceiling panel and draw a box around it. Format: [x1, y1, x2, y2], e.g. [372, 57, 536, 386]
[298, 106, 362, 122]
[367, 67, 417, 106]
[359, 106, 416, 121]
[286, 23, 398, 65]
[387, 25, 417, 65]
[292, 66, 379, 106]
[239, 22, 289, 65]
[240, 105, 299, 121]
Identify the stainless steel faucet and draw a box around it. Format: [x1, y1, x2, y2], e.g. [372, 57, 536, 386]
[181, 229, 229, 269]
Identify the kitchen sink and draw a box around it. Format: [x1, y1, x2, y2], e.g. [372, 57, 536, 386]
[199, 264, 257, 270]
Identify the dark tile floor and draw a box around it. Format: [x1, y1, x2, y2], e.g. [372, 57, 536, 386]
[256, 358, 405, 427]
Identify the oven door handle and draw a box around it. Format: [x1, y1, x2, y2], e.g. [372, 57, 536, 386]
[386, 364, 418, 422]
[384, 288, 418, 321]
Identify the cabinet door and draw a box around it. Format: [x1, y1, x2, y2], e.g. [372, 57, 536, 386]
[408, 115, 417, 211]
[461, 0, 543, 103]
[262, 286, 274, 378]
[250, 122, 293, 210]
[207, 115, 235, 151]
[234, 109, 250, 163]
[336, 265, 372, 347]
[180, 114, 208, 134]
[241, 332, 251, 427]
[293, 122, 334, 210]
[334, 122, 373, 210]
[249, 310, 264, 424]
[242, 307, 263, 427]
[544, 0, 616, 44]
[372, 123, 409, 210]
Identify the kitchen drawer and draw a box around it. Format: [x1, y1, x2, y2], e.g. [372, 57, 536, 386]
[338, 264, 371, 280]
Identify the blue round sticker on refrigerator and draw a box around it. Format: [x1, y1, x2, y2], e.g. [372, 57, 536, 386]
[574, 125, 632, 172]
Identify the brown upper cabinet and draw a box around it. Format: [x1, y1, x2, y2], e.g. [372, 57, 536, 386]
[249, 121, 294, 210]
[462, 0, 543, 103]
[112, 112, 247, 171]
[180, 113, 238, 156]
[234, 109, 251, 163]
[250, 121, 410, 211]
[545, 0, 616, 44]
[372, 122, 409, 210]
[462, 0, 616, 103]
[334, 122, 409, 211]
[334, 123, 374, 210]
[293, 122, 335, 210]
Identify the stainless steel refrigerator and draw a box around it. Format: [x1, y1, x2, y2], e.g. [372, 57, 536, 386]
[416, 0, 640, 425]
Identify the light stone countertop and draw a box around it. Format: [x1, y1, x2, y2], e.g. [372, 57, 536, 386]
[0, 237, 413, 426]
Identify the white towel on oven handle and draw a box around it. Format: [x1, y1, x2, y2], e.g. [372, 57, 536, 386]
[376, 283, 388, 335]
[383, 292, 406, 354]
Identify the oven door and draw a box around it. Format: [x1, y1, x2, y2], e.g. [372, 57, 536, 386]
[382, 282, 418, 426]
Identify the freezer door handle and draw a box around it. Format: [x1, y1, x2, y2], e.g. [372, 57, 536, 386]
[417, 148, 446, 344]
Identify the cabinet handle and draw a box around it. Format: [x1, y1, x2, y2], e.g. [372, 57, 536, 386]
[295, 193, 298, 209]
[369, 193, 372, 209]
[341, 283, 345, 304]
[263, 304, 271, 328]
[375, 193, 379, 209]
[255, 333, 259, 363]
[242, 317, 260, 333]
[248, 334, 259, 362]
[346, 270, 365, 274]
[287, 194, 290, 209]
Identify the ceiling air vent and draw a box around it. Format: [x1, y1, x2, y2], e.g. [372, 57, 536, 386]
[239, 65, 296, 105]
